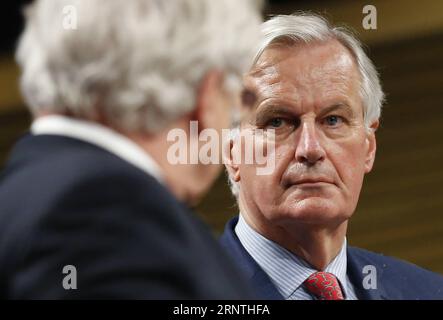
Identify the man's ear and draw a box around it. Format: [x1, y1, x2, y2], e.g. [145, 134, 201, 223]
[364, 120, 379, 173]
[193, 70, 225, 131]
[223, 136, 241, 182]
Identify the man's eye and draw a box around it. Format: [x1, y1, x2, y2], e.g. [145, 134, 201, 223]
[324, 115, 343, 127]
[267, 118, 285, 128]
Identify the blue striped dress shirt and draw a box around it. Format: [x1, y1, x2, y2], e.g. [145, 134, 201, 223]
[235, 214, 358, 300]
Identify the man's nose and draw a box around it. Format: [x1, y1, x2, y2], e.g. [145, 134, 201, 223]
[295, 122, 326, 165]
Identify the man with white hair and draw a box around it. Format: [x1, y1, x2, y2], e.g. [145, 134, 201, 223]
[0, 0, 262, 299]
[221, 13, 443, 300]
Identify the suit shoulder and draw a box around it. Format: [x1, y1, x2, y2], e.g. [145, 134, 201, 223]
[3, 134, 159, 194]
[349, 246, 443, 292]
[0, 136, 177, 260]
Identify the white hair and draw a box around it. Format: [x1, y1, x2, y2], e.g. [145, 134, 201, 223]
[227, 12, 385, 198]
[16, 0, 263, 132]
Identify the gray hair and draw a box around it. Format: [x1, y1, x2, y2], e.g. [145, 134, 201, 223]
[227, 12, 385, 198]
[16, 0, 263, 132]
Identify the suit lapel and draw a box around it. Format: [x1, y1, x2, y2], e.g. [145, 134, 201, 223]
[220, 217, 393, 300]
[220, 217, 284, 300]
[347, 247, 388, 300]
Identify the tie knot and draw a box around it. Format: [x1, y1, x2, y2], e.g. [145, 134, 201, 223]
[303, 271, 344, 300]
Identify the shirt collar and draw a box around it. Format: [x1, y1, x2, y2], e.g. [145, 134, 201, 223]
[31, 115, 164, 184]
[235, 214, 350, 299]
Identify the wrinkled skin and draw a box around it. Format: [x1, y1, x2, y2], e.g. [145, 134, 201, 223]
[229, 40, 378, 238]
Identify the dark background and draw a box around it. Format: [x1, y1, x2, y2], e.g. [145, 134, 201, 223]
[1, 0, 443, 273]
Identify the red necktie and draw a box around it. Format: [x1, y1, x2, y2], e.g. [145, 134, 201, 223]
[303, 272, 344, 300]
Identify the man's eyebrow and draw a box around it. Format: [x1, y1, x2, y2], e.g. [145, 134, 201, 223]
[252, 104, 295, 125]
[245, 102, 358, 125]
[318, 103, 356, 117]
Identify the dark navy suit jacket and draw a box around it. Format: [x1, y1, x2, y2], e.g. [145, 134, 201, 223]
[220, 217, 443, 300]
[0, 134, 254, 299]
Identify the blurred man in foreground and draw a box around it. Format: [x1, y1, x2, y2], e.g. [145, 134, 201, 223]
[0, 0, 262, 299]
[221, 13, 443, 300]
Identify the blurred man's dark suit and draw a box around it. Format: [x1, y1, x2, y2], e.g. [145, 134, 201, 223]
[0, 121, 253, 299]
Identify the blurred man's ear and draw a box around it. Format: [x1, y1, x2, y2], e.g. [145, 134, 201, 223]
[364, 120, 379, 173]
[193, 70, 230, 132]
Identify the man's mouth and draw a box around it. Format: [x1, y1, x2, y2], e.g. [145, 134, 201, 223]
[283, 177, 336, 189]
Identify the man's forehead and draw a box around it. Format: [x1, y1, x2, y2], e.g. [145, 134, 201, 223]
[242, 40, 360, 109]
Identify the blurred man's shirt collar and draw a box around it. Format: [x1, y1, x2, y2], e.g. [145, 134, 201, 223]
[31, 115, 164, 184]
[235, 214, 358, 300]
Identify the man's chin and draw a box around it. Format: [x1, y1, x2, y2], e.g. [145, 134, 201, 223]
[276, 197, 348, 225]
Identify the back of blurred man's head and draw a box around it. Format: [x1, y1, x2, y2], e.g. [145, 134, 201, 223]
[16, 0, 263, 203]
[17, 0, 262, 131]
